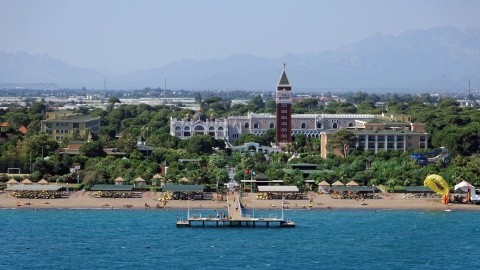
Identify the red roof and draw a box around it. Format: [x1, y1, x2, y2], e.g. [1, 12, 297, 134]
[0, 121, 9, 127]
[18, 126, 28, 134]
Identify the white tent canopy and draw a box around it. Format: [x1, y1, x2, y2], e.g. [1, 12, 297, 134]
[454, 180, 475, 193]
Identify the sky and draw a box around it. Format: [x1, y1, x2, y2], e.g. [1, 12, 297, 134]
[1, 0, 479, 74]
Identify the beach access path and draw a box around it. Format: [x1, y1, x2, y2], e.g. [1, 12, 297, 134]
[227, 190, 242, 219]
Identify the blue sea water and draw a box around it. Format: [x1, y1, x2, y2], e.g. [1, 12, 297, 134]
[1, 208, 479, 270]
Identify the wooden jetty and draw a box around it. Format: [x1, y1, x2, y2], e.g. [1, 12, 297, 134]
[176, 191, 295, 228]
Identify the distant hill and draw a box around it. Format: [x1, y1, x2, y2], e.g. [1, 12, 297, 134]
[1, 26, 479, 91]
[113, 26, 480, 91]
[0, 51, 104, 88]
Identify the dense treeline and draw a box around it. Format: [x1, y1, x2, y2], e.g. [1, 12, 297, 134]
[1, 92, 480, 189]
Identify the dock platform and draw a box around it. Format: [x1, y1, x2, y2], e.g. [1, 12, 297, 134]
[176, 190, 295, 228]
[176, 216, 295, 228]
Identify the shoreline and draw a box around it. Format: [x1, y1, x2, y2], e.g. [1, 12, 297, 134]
[1, 191, 479, 212]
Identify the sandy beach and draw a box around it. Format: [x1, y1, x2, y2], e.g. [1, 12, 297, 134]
[1, 191, 479, 211]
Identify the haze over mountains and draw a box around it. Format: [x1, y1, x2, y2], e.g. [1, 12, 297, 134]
[1, 26, 479, 92]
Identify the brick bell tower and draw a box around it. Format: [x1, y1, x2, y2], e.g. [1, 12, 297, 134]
[275, 64, 292, 145]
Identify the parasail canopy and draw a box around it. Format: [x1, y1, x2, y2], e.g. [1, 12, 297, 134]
[424, 174, 449, 196]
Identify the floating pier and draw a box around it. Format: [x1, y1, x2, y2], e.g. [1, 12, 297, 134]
[176, 191, 295, 228]
[176, 216, 295, 228]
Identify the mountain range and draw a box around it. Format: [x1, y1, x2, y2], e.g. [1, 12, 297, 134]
[1, 26, 479, 92]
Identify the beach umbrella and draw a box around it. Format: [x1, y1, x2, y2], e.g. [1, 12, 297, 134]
[134, 177, 145, 182]
[6, 178, 19, 186]
[346, 181, 359, 187]
[152, 174, 164, 186]
[114, 176, 125, 184]
[331, 181, 344, 186]
[134, 177, 146, 188]
[179, 177, 191, 183]
[37, 179, 49, 185]
[21, 179, 33, 185]
[318, 180, 330, 186]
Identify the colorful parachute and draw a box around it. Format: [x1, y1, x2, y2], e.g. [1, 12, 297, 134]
[424, 174, 450, 204]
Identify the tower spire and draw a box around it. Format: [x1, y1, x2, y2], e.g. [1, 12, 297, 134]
[278, 64, 290, 86]
[275, 64, 292, 145]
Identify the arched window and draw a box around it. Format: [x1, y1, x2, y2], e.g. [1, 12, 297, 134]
[301, 123, 306, 129]
[244, 122, 249, 129]
[316, 122, 322, 129]
[253, 123, 259, 129]
[348, 123, 354, 127]
[175, 126, 181, 130]
[269, 123, 274, 128]
[333, 123, 338, 129]
[209, 126, 215, 131]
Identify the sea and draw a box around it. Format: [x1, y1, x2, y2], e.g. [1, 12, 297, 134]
[0, 208, 479, 270]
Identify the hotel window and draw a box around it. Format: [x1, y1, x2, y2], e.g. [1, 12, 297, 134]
[269, 123, 274, 128]
[253, 123, 259, 129]
[244, 122, 249, 128]
[332, 123, 338, 129]
[316, 123, 322, 129]
[301, 123, 306, 129]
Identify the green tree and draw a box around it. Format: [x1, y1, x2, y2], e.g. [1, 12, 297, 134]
[80, 141, 107, 158]
[327, 130, 357, 158]
[107, 96, 121, 111]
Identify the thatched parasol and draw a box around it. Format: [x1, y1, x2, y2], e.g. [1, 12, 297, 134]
[21, 179, 33, 185]
[153, 173, 163, 179]
[134, 176, 145, 182]
[318, 180, 330, 186]
[152, 173, 165, 186]
[179, 177, 190, 183]
[331, 181, 344, 186]
[37, 179, 49, 185]
[7, 178, 19, 184]
[346, 180, 359, 187]
[114, 176, 125, 183]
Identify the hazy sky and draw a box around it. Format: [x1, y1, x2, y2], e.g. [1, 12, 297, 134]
[1, 0, 479, 74]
